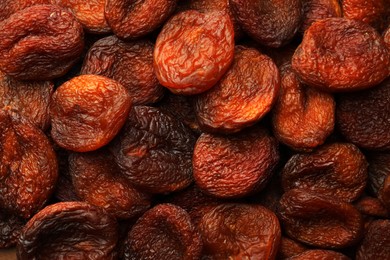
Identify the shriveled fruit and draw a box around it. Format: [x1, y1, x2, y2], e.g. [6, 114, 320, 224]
[0, 4, 84, 80]
[278, 189, 363, 248]
[342, 0, 387, 31]
[81, 36, 164, 105]
[367, 152, 390, 209]
[0, 110, 58, 219]
[50, 74, 132, 152]
[105, 0, 177, 39]
[198, 203, 281, 259]
[17, 202, 118, 260]
[356, 220, 390, 260]
[354, 196, 389, 218]
[277, 237, 307, 259]
[289, 250, 350, 260]
[111, 106, 196, 194]
[0, 0, 51, 21]
[230, 0, 302, 48]
[0, 212, 25, 249]
[194, 46, 280, 133]
[154, 10, 234, 95]
[123, 204, 202, 260]
[282, 143, 367, 202]
[193, 127, 279, 198]
[272, 64, 335, 150]
[292, 18, 389, 91]
[300, 0, 342, 33]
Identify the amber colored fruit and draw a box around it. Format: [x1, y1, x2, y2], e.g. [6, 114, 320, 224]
[336, 78, 390, 150]
[282, 143, 367, 202]
[50, 74, 131, 152]
[69, 149, 151, 219]
[105, 0, 177, 39]
[356, 220, 390, 260]
[300, 0, 342, 33]
[0, 4, 84, 81]
[123, 204, 202, 260]
[367, 152, 390, 209]
[292, 18, 389, 92]
[384, 26, 390, 49]
[289, 250, 350, 260]
[342, 0, 387, 31]
[111, 106, 196, 194]
[154, 10, 235, 95]
[81, 36, 164, 105]
[0, 212, 24, 249]
[0, 0, 51, 21]
[272, 64, 335, 150]
[17, 202, 118, 260]
[354, 196, 389, 218]
[278, 189, 363, 248]
[194, 46, 280, 133]
[193, 127, 279, 198]
[230, 0, 302, 48]
[199, 203, 281, 259]
[277, 237, 307, 259]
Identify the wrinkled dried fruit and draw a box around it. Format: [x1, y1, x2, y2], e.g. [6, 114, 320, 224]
[282, 143, 367, 202]
[367, 152, 390, 209]
[0, 0, 51, 21]
[300, 0, 342, 33]
[0, 4, 84, 80]
[342, 0, 387, 31]
[195, 46, 279, 133]
[17, 202, 118, 260]
[354, 196, 389, 218]
[278, 189, 363, 248]
[0, 212, 24, 249]
[292, 18, 389, 91]
[289, 250, 350, 260]
[81, 36, 164, 105]
[154, 10, 234, 95]
[277, 237, 307, 259]
[123, 204, 202, 260]
[50, 74, 132, 152]
[111, 106, 196, 194]
[356, 220, 390, 260]
[193, 127, 279, 198]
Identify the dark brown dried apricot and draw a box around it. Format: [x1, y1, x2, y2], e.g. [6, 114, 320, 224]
[154, 10, 234, 95]
[282, 143, 367, 202]
[17, 201, 118, 260]
[198, 203, 281, 259]
[123, 204, 202, 260]
[277, 237, 307, 260]
[367, 152, 390, 209]
[342, 0, 387, 31]
[0, 4, 84, 81]
[356, 220, 390, 260]
[193, 126, 279, 198]
[0, 0, 51, 21]
[81, 36, 164, 105]
[300, 0, 342, 33]
[292, 18, 389, 91]
[194, 46, 279, 133]
[50, 74, 132, 152]
[0, 212, 25, 249]
[289, 250, 350, 260]
[111, 106, 196, 194]
[354, 196, 389, 218]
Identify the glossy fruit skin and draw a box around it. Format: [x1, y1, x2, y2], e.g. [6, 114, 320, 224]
[356, 220, 390, 260]
[0, 4, 84, 81]
[50, 74, 132, 152]
[0, 212, 24, 249]
[16, 202, 118, 260]
[154, 10, 235, 95]
[292, 18, 389, 92]
[289, 250, 350, 260]
[342, 0, 387, 31]
[0, 0, 51, 21]
[300, 0, 342, 33]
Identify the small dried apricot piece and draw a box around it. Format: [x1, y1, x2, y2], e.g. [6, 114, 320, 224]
[277, 237, 307, 259]
[342, 0, 387, 31]
[0, 0, 51, 21]
[300, 0, 342, 33]
[354, 196, 389, 218]
[367, 152, 390, 209]
[0, 212, 24, 249]
[289, 250, 350, 260]
[384, 26, 390, 49]
[356, 220, 390, 260]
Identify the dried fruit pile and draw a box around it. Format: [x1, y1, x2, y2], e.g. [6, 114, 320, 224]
[0, 0, 389, 259]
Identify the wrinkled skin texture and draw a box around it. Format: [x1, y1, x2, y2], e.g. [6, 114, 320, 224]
[0, 110, 58, 219]
[195, 46, 280, 133]
[342, 0, 387, 31]
[354, 196, 389, 218]
[81, 36, 164, 105]
[69, 150, 151, 219]
[367, 153, 390, 209]
[272, 64, 335, 150]
[17, 202, 118, 260]
[198, 203, 281, 259]
[111, 106, 196, 194]
[230, 0, 302, 48]
[0, 212, 25, 248]
[51, 75, 132, 152]
[124, 204, 202, 260]
[289, 250, 350, 260]
[336, 78, 390, 150]
[292, 18, 389, 91]
[0, 0, 51, 21]
[301, 0, 342, 33]
[356, 220, 390, 260]
[105, 0, 177, 39]
[277, 237, 307, 259]
[282, 143, 367, 202]
[0, 4, 84, 81]
[278, 189, 363, 248]
[154, 10, 235, 95]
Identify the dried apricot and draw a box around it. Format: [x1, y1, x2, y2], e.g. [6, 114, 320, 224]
[301, 0, 342, 33]
[354, 196, 389, 218]
[356, 220, 390, 260]
[289, 250, 350, 260]
[0, 212, 24, 249]
[342, 0, 387, 31]
[0, 0, 51, 21]
[277, 237, 307, 259]
[367, 152, 390, 209]
[384, 26, 390, 49]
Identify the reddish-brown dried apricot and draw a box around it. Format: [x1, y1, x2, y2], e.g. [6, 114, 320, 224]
[50, 74, 132, 152]
[292, 18, 389, 91]
[356, 220, 390, 260]
[193, 127, 279, 198]
[289, 250, 350, 260]
[198, 203, 281, 259]
[123, 204, 202, 260]
[81, 36, 164, 105]
[154, 10, 234, 95]
[278, 189, 363, 248]
[17, 201, 118, 260]
[105, 0, 177, 39]
[111, 106, 196, 194]
[0, 4, 84, 81]
[272, 64, 335, 150]
[277, 237, 307, 259]
[194, 46, 279, 133]
[0, 212, 25, 249]
[282, 143, 367, 202]
[230, 0, 302, 48]
[0, 0, 51, 21]
[342, 0, 387, 31]
[354, 196, 389, 218]
[300, 0, 342, 33]
[367, 152, 390, 209]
